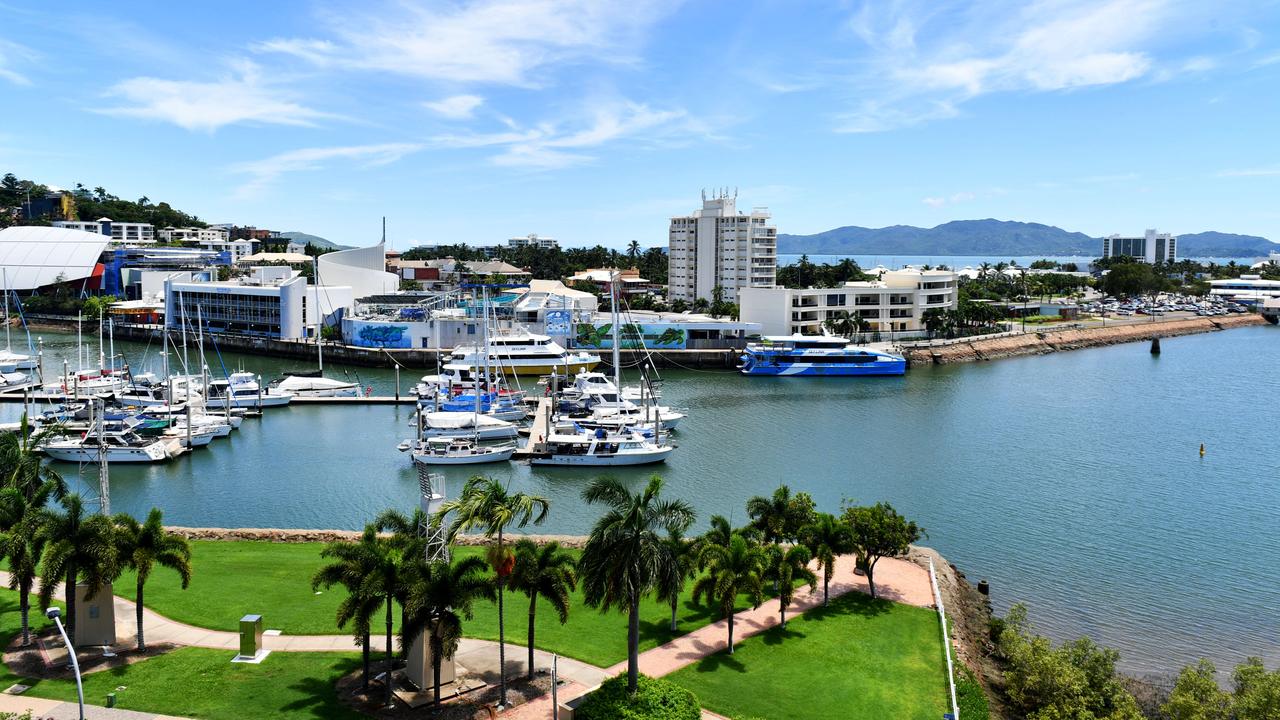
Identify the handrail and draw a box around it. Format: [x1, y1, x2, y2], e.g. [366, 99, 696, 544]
[929, 557, 961, 720]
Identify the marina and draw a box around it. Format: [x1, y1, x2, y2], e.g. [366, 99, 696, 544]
[0, 325, 1276, 677]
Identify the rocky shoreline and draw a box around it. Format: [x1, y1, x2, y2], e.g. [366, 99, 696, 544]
[165, 526, 593, 548]
[903, 314, 1266, 365]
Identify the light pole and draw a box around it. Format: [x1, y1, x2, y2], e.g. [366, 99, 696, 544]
[46, 608, 85, 720]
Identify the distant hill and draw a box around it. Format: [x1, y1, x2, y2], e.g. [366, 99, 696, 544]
[777, 219, 1277, 258]
[278, 231, 353, 250]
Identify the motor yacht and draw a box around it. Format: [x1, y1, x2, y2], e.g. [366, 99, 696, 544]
[528, 427, 673, 466]
[450, 331, 600, 376]
[738, 336, 907, 377]
[203, 372, 293, 408]
[411, 436, 517, 465]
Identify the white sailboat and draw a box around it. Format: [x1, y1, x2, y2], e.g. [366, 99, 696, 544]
[41, 412, 183, 463]
[0, 269, 36, 371]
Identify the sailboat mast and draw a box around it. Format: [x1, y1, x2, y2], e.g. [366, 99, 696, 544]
[98, 310, 104, 371]
[314, 255, 323, 373]
[2, 268, 10, 352]
[97, 398, 109, 516]
[610, 272, 621, 390]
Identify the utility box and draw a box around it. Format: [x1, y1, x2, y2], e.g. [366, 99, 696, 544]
[405, 629, 455, 691]
[73, 583, 116, 647]
[239, 615, 263, 658]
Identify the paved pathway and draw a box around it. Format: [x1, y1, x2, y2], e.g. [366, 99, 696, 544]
[0, 694, 186, 720]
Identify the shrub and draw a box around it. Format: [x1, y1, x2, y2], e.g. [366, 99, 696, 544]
[955, 667, 991, 720]
[576, 674, 701, 720]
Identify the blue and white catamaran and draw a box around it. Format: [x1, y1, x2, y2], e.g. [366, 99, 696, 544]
[738, 335, 906, 377]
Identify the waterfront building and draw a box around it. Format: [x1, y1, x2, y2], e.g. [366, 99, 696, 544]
[53, 217, 156, 244]
[157, 226, 231, 243]
[1208, 274, 1280, 303]
[103, 246, 231, 298]
[668, 190, 777, 303]
[164, 266, 354, 340]
[316, 243, 400, 299]
[386, 257, 531, 287]
[0, 225, 109, 291]
[565, 268, 656, 296]
[1102, 229, 1177, 264]
[739, 268, 959, 337]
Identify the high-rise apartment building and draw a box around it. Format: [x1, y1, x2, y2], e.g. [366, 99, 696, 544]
[668, 190, 776, 303]
[1102, 229, 1177, 264]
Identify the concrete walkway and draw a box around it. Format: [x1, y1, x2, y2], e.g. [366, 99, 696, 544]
[0, 694, 186, 720]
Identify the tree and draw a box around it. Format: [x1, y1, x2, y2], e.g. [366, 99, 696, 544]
[1231, 657, 1280, 720]
[509, 539, 576, 679]
[312, 526, 384, 693]
[823, 310, 855, 338]
[692, 533, 765, 654]
[0, 486, 51, 646]
[579, 475, 695, 695]
[113, 509, 191, 651]
[745, 485, 816, 545]
[842, 502, 922, 599]
[435, 476, 549, 706]
[0, 414, 67, 500]
[400, 555, 494, 704]
[763, 543, 815, 628]
[654, 527, 698, 632]
[38, 493, 118, 636]
[338, 527, 414, 709]
[799, 513, 851, 606]
[627, 240, 641, 261]
[1162, 659, 1231, 720]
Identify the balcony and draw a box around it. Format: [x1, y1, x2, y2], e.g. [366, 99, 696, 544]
[791, 298, 818, 308]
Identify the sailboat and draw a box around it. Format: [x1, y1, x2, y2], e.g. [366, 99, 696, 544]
[270, 253, 360, 398]
[0, 269, 36, 372]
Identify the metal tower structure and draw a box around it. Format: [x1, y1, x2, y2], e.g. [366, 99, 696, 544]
[416, 462, 450, 563]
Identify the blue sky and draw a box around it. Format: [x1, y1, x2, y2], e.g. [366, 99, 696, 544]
[2, 0, 1279, 249]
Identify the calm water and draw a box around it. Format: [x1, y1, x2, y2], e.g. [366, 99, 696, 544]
[4, 326, 1279, 674]
[776, 253, 1245, 269]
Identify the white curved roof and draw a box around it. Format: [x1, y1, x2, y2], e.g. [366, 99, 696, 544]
[0, 226, 110, 290]
[317, 242, 398, 298]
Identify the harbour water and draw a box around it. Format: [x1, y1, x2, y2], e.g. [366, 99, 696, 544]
[3, 325, 1278, 675]
[777, 253, 1246, 269]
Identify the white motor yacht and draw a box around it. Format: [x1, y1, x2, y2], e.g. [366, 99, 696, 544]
[41, 423, 183, 463]
[528, 428, 673, 466]
[450, 331, 600, 376]
[410, 411, 519, 441]
[271, 374, 360, 398]
[204, 372, 293, 408]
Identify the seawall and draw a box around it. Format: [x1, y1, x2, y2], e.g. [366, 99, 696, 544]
[903, 314, 1267, 366]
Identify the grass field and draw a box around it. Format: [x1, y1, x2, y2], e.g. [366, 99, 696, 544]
[666, 591, 949, 720]
[113, 540, 745, 668]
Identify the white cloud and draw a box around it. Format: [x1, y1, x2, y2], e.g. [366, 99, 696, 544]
[922, 191, 978, 208]
[430, 100, 689, 169]
[1217, 167, 1280, 178]
[0, 38, 34, 85]
[230, 143, 423, 196]
[99, 60, 328, 132]
[423, 95, 485, 119]
[258, 0, 677, 86]
[839, 0, 1186, 132]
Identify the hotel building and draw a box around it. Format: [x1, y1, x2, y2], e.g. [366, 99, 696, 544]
[1102, 229, 1177, 264]
[668, 190, 776, 303]
[739, 268, 960, 336]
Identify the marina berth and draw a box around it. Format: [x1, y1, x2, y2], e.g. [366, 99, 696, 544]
[203, 371, 293, 408]
[738, 335, 907, 376]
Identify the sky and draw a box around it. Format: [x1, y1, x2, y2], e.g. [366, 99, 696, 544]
[2, 0, 1279, 250]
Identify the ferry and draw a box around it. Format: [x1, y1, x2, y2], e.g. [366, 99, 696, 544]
[450, 331, 600, 377]
[738, 335, 907, 377]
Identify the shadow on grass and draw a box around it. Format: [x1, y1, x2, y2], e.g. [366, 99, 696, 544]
[760, 625, 807, 646]
[802, 592, 891, 624]
[283, 659, 362, 717]
[689, 649, 748, 674]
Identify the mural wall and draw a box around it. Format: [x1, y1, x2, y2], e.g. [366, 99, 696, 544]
[574, 323, 687, 349]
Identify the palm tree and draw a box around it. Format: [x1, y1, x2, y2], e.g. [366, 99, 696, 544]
[0, 484, 53, 646]
[579, 475, 695, 695]
[654, 527, 698, 632]
[435, 476, 549, 706]
[745, 485, 814, 545]
[38, 493, 118, 636]
[764, 543, 816, 628]
[344, 529, 414, 709]
[113, 508, 191, 651]
[509, 539, 576, 679]
[400, 556, 494, 704]
[627, 240, 641, 262]
[692, 533, 766, 654]
[800, 513, 852, 606]
[0, 414, 66, 500]
[312, 527, 383, 693]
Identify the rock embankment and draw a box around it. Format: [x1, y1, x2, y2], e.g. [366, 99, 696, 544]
[166, 526, 590, 548]
[903, 314, 1266, 366]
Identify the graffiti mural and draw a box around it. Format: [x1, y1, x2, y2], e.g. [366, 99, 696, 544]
[574, 323, 686, 349]
[355, 323, 411, 348]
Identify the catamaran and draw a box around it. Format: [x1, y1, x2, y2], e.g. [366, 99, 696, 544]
[738, 335, 907, 376]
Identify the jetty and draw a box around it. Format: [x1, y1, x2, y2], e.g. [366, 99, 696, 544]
[512, 397, 553, 459]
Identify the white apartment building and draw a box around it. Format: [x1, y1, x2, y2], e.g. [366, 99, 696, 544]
[668, 190, 776, 303]
[508, 233, 559, 250]
[52, 218, 155, 244]
[164, 266, 354, 340]
[739, 269, 959, 336]
[1102, 229, 1177, 264]
[158, 226, 231, 243]
[1207, 275, 1280, 303]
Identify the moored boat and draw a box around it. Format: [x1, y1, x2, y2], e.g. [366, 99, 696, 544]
[738, 335, 907, 376]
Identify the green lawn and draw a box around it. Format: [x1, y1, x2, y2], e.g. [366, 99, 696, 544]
[666, 592, 950, 720]
[113, 540, 747, 668]
[0, 588, 361, 720]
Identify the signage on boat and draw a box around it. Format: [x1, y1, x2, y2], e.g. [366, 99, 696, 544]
[574, 323, 687, 349]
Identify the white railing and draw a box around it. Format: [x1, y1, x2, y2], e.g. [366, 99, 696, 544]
[928, 557, 961, 720]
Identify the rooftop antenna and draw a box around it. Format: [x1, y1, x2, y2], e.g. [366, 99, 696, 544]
[382, 216, 387, 249]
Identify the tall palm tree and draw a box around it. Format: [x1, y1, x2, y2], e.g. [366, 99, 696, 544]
[579, 475, 695, 695]
[509, 539, 576, 679]
[400, 556, 494, 704]
[746, 485, 814, 545]
[800, 513, 852, 607]
[113, 508, 191, 651]
[764, 543, 816, 628]
[348, 529, 414, 709]
[692, 533, 765, 654]
[627, 240, 641, 262]
[312, 526, 383, 693]
[435, 476, 549, 706]
[38, 493, 118, 636]
[655, 527, 698, 632]
[0, 483, 54, 646]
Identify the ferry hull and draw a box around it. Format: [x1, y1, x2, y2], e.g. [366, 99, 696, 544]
[495, 360, 601, 376]
[529, 447, 673, 466]
[739, 360, 906, 377]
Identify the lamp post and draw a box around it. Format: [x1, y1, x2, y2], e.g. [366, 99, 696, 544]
[46, 608, 85, 720]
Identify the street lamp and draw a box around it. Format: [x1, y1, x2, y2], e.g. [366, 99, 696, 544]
[46, 608, 85, 720]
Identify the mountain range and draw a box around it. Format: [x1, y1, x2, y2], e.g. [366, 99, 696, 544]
[278, 231, 353, 250]
[777, 220, 1277, 258]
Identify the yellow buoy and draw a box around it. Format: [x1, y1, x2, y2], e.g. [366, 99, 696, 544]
[1200, 443, 1205, 457]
